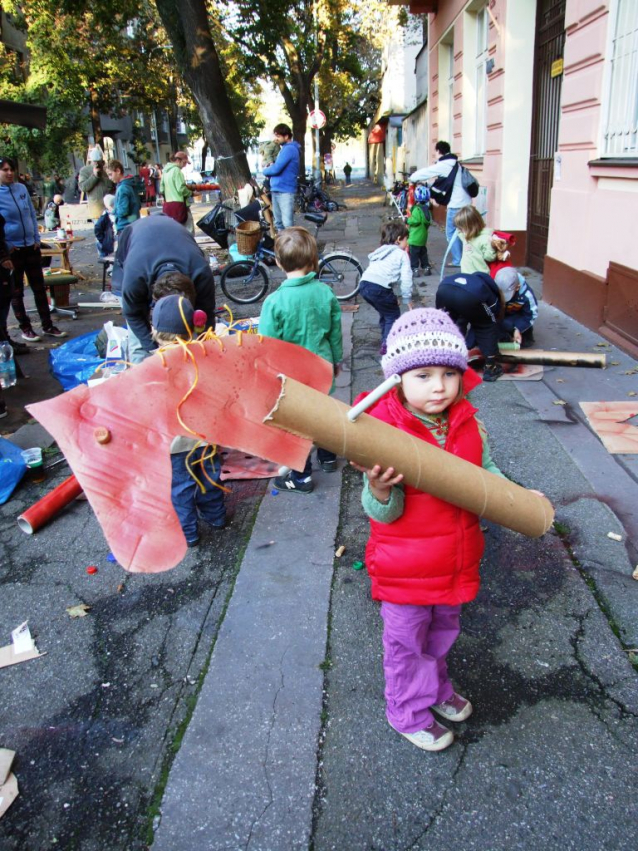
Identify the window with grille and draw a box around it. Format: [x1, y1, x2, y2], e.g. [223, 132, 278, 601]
[474, 6, 489, 156]
[602, 0, 638, 157]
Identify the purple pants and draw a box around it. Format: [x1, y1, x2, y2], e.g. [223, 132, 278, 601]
[381, 601, 462, 733]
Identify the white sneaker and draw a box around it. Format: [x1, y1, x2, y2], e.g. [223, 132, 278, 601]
[390, 719, 454, 752]
[431, 692, 473, 722]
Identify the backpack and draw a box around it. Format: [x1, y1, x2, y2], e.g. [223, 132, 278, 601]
[196, 203, 230, 249]
[430, 162, 459, 206]
[461, 165, 480, 198]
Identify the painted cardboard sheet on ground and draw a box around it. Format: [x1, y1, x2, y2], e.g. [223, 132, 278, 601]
[28, 335, 332, 574]
[579, 401, 638, 454]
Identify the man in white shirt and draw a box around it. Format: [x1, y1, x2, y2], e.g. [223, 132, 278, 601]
[409, 141, 471, 267]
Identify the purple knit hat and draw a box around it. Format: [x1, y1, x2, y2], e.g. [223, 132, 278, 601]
[381, 308, 468, 378]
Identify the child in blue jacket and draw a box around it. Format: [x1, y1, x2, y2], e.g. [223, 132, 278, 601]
[494, 267, 538, 347]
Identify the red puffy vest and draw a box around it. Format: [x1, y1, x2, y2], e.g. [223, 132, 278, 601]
[363, 388, 485, 606]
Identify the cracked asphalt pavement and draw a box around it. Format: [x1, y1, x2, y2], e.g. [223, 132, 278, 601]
[1, 184, 637, 850]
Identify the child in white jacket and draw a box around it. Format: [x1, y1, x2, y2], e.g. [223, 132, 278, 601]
[360, 221, 414, 349]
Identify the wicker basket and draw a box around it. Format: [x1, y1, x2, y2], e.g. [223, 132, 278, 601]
[235, 220, 261, 256]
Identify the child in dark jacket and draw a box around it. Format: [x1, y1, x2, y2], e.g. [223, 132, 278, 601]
[356, 309, 513, 752]
[151, 294, 225, 547]
[94, 194, 115, 257]
[494, 267, 538, 347]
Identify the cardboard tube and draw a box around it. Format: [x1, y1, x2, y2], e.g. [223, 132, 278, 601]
[266, 377, 554, 538]
[17, 475, 83, 534]
[499, 349, 606, 368]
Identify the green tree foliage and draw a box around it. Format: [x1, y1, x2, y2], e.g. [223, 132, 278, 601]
[214, 0, 400, 173]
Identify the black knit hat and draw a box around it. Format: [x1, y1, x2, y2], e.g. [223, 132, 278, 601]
[151, 295, 194, 335]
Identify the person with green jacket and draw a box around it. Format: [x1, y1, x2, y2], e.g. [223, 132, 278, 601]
[160, 152, 193, 233]
[259, 226, 343, 494]
[406, 185, 432, 276]
[453, 206, 497, 275]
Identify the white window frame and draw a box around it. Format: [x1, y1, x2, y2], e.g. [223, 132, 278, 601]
[447, 39, 455, 144]
[474, 6, 489, 157]
[438, 33, 455, 147]
[601, 0, 638, 157]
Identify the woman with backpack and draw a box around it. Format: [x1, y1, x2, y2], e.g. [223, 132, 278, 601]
[409, 141, 475, 268]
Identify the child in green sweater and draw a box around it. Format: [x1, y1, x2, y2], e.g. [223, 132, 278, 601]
[453, 206, 497, 275]
[406, 185, 432, 276]
[259, 226, 343, 494]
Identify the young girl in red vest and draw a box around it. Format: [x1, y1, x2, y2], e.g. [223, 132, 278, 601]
[356, 308, 505, 752]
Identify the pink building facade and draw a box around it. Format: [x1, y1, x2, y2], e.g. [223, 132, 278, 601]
[401, 0, 637, 353]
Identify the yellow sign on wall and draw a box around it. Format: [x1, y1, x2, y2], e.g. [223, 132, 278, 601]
[551, 58, 564, 78]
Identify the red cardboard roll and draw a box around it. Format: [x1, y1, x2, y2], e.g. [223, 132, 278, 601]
[17, 475, 83, 535]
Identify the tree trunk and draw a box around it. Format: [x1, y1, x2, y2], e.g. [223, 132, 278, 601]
[290, 104, 309, 177]
[88, 88, 103, 146]
[168, 103, 179, 153]
[201, 140, 209, 171]
[155, 0, 251, 198]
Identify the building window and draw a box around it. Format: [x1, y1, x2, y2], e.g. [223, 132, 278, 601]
[602, 0, 638, 157]
[447, 41, 455, 144]
[438, 35, 454, 146]
[474, 5, 489, 156]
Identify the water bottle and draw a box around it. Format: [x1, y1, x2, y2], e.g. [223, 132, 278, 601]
[0, 341, 17, 388]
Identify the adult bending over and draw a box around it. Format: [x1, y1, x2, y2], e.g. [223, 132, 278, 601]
[436, 270, 503, 382]
[111, 215, 216, 363]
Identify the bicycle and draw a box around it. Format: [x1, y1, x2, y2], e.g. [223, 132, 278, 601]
[219, 211, 363, 304]
[385, 171, 411, 220]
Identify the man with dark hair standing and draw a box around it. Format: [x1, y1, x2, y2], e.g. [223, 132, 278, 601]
[263, 124, 300, 231]
[106, 160, 141, 232]
[409, 141, 471, 268]
[110, 215, 216, 363]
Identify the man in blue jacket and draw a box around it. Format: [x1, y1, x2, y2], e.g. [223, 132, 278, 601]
[263, 124, 300, 232]
[0, 156, 66, 341]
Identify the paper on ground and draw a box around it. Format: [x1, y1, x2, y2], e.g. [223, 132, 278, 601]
[0, 621, 45, 669]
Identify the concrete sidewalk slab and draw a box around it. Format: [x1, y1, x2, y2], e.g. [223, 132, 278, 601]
[152, 470, 341, 851]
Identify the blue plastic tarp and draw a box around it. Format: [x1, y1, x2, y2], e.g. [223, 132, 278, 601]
[48, 330, 103, 391]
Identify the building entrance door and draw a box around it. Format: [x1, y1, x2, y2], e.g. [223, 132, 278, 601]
[526, 0, 566, 271]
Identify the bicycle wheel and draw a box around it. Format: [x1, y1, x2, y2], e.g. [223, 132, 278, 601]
[220, 261, 269, 304]
[318, 252, 362, 301]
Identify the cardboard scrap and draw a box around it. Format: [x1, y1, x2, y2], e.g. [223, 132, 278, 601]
[0, 749, 14, 786]
[580, 401, 638, 454]
[0, 773, 19, 820]
[0, 749, 18, 820]
[0, 621, 45, 669]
